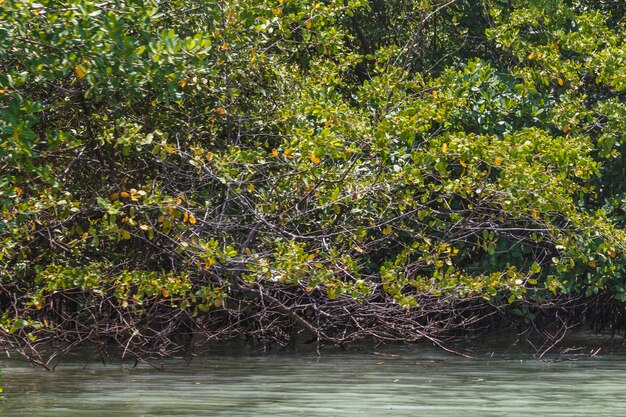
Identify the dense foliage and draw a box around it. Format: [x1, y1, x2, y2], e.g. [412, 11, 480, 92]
[2, 0, 626, 362]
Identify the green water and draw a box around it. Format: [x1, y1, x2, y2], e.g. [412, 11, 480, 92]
[1, 341, 626, 416]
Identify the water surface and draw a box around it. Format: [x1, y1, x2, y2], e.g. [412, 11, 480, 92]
[2, 340, 626, 416]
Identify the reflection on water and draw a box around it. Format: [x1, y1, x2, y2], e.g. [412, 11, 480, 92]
[2, 338, 626, 416]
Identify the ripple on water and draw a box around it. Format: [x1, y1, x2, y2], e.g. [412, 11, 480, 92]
[2, 344, 626, 416]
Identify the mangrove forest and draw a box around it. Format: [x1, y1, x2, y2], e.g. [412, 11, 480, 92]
[2, 0, 626, 367]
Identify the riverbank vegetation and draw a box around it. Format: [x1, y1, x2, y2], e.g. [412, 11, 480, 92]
[2, 0, 626, 367]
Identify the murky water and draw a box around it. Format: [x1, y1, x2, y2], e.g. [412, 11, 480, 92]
[2, 339, 626, 416]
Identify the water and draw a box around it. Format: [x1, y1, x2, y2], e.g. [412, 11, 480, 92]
[2, 340, 626, 416]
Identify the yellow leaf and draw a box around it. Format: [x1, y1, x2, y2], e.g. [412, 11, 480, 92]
[139, 224, 149, 231]
[81, 232, 89, 241]
[247, 183, 255, 192]
[305, 20, 312, 29]
[157, 215, 166, 223]
[120, 191, 130, 198]
[382, 225, 392, 236]
[460, 160, 467, 168]
[557, 78, 564, 86]
[162, 143, 176, 154]
[494, 156, 503, 166]
[530, 208, 539, 219]
[74, 65, 87, 78]
[121, 230, 131, 240]
[215, 107, 227, 115]
[562, 124, 571, 133]
[355, 246, 364, 253]
[182, 211, 189, 223]
[110, 192, 119, 201]
[307, 253, 315, 261]
[206, 152, 214, 161]
[220, 42, 229, 51]
[441, 143, 448, 154]
[189, 214, 197, 225]
[528, 52, 536, 60]
[179, 79, 188, 87]
[608, 249, 616, 258]
[0, 89, 5, 94]
[310, 153, 321, 164]
[272, 8, 282, 16]
[271, 149, 279, 158]
[587, 260, 597, 268]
